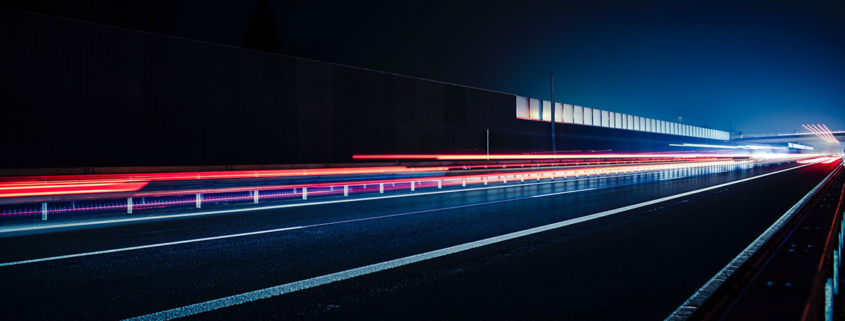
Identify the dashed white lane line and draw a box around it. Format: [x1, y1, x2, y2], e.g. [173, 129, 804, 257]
[125, 164, 813, 321]
[0, 226, 304, 267]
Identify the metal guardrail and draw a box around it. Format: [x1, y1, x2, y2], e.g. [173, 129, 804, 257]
[0, 160, 754, 226]
[675, 160, 845, 321]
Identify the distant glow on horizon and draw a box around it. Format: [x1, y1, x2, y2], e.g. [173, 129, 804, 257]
[669, 143, 787, 150]
[788, 143, 814, 151]
[803, 124, 840, 143]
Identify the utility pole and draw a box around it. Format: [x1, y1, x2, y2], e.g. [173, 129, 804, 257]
[486, 129, 489, 161]
[550, 72, 556, 155]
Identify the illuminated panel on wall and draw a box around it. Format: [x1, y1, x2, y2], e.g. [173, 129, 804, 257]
[594, 109, 602, 127]
[554, 102, 562, 123]
[529, 98, 540, 120]
[573, 106, 584, 124]
[542, 100, 552, 122]
[516, 96, 529, 119]
[563, 104, 573, 123]
[515, 95, 730, 139]
[601, 110, 610, 127]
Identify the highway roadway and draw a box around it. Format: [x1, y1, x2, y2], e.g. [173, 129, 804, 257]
[0, 161, 839, 320]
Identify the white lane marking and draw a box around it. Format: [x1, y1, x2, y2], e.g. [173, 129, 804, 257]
[532, 188, 597, 197]
[664, 165, 838, 320]
[0, 172, 623, 234]
[126, 164, 813, 321]
[0, 188, 597, 268]
[0, 226, 304, 268]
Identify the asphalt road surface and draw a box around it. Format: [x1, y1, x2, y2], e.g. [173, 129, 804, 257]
[0, 161, 838, 320]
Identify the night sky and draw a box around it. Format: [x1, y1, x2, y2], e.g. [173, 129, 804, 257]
[18, 0, 845, 134]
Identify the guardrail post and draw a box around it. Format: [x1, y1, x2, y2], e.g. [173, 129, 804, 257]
[254, 190, 259, 204]
[379, 183, 384, 193]
[503, 176, 507, 184]
[462, 178, 466, 187]
[537, 174, 540, 181]
[302, 187, 308, 200]
[483, 177, 488, 185]
[344, 185, 349, 196]
[826, 278, 834, 321]
[520, 175, 524, 183]
[411, 181, 415, 191]
[127, 197, 133, 214]
[438, 180, 442, 189]
[835, 250, 840, 295]
[551, 173, 555, 180]
[196, 194, 202, 208]
[42, 202, 47, 221]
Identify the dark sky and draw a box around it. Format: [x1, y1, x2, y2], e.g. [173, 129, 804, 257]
[20, 0, 845, 134]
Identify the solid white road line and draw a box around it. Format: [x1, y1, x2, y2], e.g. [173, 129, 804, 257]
[0, 226, 304, 268]
[126, 163, 814, 321]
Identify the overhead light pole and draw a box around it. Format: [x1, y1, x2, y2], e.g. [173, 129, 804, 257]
[550, 71, 556, 155]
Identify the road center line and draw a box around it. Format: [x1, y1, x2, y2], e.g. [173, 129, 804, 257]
[126, 163, 813, 321]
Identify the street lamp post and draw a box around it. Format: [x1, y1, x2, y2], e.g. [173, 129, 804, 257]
[550, 72, 556, 155]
